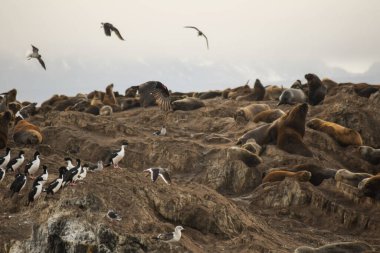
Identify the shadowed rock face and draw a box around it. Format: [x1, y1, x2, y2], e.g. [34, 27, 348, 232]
[1, 84, 380, 252]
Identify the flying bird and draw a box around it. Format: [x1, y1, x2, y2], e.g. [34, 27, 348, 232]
[184, 26, 209, 49]
[101, 22, 125, 40]
[144, 167, 171, 185]
[27, 45, 46, 70]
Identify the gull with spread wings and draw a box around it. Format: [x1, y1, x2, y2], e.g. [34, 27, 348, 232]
[101, 22, 125, 41]
[27, 45, 46, 70]
[184, 26, 209, 49]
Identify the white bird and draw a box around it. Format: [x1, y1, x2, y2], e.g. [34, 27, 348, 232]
[0, 147, 11, 169]
[77, 164, 88, 181]
[27, 45, 46, 70]
[153, 126, 167, 136]
[105, 142, 128, 169]
[144, 168, 171, 185]
[154, 226, 184, 243]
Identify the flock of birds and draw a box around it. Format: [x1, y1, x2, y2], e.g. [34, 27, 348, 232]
[27, 22, 209, 70]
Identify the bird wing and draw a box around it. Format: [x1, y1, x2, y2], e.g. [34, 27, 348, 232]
[151, 82, 172, 111]
[159, 170, 171, 185]
[202, 34, 209, 49]
[6, 158, 17, 169]
[103, 23, 112, 36]
[10, 175, 25, 192]
[184, 26, 201, 33]
[38, 58, 46, 70]
[31, 45, 39, 53]
[46, 179, 58, 192]
[157, 232, 174, 241]
[110, 26, 125, 40]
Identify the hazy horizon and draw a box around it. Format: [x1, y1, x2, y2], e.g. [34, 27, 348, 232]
[1, 0, 380, 103]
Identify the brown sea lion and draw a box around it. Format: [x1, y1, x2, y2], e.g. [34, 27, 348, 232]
[120, 98, 140, 110]
[265, 103, 313, 157]
[358, 175, 380, 199]
[252, 109, 285, 123]
[353, 83, 380, 98]
[321, 78, 338, 93]
[234, 104, 270, 123]
[172, 97, 205, 111]
[307, 118, 363, 146]
[264, 85, 283, 100]
[227, 83, 252, 99]
[359, 145, 380, 165]
[7, 102, 22, 115]
[294, 241, 373, 253]
[227, 146, 262, 167]
[90, 91, 103, 107]
[87, 90, 105, 100]
[335, 169, 373, 187]
[262, 170, 311, 183]
[278, 88, 307, 105]
[13, 112, 43, 145]
[236, 123, 271, 145]
[0, 111, 12, 149]
[103, 83, 118, 106]
[125, 86, 139, 98]
[197, 91, 222, 100]
[305, 73, 327, 105]
[99, 105, 113, 116]
[241, 139, 262, 155]
[236, 79, 265, 101]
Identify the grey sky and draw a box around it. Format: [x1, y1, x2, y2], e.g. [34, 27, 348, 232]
[1, 0, 380, 103]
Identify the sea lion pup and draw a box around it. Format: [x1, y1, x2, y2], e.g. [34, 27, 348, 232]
[265, 103, 313, 157]
[358, 175, 380, 199]
[125, 85, 139, 98]
[236, 123, 271, 145]
[102, 83, 118, 106]
[264, 85, 283, 100]
[335, 169, 373, 187]
[241, 139, 262, 155]
[359, 145, 380, 165]
[234, 104, 270, 122]
[304, 73, 327, 106]
[227, 146, 262, 167]
[0, 111, 12, 149]
[13, 111, 43, 145]
[236, 79, 266, 101]
[278, 88, 307, 105]
[294, 241, 373, 253]
[99, 105, 113, 116]
[171, 97, 205, 111]
[306, 118, 363, 146]
[262, 170, 311, 183]
[252, 109, 285, 123]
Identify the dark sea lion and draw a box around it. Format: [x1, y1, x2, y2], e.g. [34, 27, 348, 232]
[305, 73, 327, 105]
[236, 79, 265, 101]
[359, 145, 380, 165]
[236, 123, 271, 145]
[172, 97, 205, 111]
[358, 175, 380, 199]
[125, 86, 139, 98]
[0, 111, 12, 149]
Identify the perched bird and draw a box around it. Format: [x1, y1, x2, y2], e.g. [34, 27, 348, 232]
[184, 26, 209, 49]
[27, 45, 46, 70]
[105, 142, 129, 169]
[88, 160, 103, 172]
[138, 81, 172, 112]
[10, 172, 27, 197]
[44, 167, 66, 195]
[0, 147, 11, 169]
[153, 126, 167, 136]
[32, 165, 48, 187]
[27, 177, 44, 206]
[106, 209, 122, 221]
[77, 164, 88, 181]
[153, 226, 184, 243]
[64, 157, 74, 172]
[101, 22, 125, 40]
[24, 151, 41, 178]
[144, 167, 171, 185]
[62, 159, 81, 186]
[6, 151, 25, 172]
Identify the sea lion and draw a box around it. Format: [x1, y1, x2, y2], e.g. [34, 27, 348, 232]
[359, 145, 380, 165]
[87, 90, 105, 100]
[321, 78, 338, 94]
[7, 102, 22, 115]
[1, 89, 17, 104]
[265, 103, 313, 157]
[353, 83, 380, 98]
[99, 105, 113, 116]
[65, 100, 90, 112]
[264, 85, 283, 100]
[305, 73, 327, 105]
[227, 83, 252, 99]
[172, 97, 205, 111]
[278, 88, 307, 105]
[252, 109, 285, 123]
[90, 91, 103, 107]
[227, 146, 262, 167]
[103, 83, 118, 106]
[262, 170, 311, 183]
[241, 139, 262, 155]
[0, 111, 12, 149]
[236, 79, 265, 101]
[294, 241, 373, 253]
[234, 104, 270, 123]
[120, 98, 140, 110]
[306, 118, 363, 146]
[335, 169, 373, 187]
[358, 175, 380, 199]
[194, 91, 222, 100]
[85, 106, 100, 116]
[236, 123, 271, 145]
[125, 86, 139, 98]
[13, 112, 43, 145]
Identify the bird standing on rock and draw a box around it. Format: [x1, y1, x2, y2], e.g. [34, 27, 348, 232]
[32, 165, 48, 187]
[184, 26, 209, 49]
[153, 126, 167, 136]
[10, 172, 27, 197]
[0, 147, 11, 169]
[24, 151, 41, 179]
[44, 167, 66, 195]
[62, 159, 81, 186]
[105, 141, 129, 169]
[6, 151, 25, 172]
[101, 22, 125, 40]
[153, 226, 184, 243]
[27, 177, 44, 206]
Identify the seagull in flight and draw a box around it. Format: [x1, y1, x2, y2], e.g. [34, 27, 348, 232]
[101, 22, 125, 41]
[144, 167, 171, 185]
[27, 45, 46, 70]
[184, 26, 209, 49]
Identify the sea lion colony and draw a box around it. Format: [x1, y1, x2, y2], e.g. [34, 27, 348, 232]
[0, 73, 379, 252]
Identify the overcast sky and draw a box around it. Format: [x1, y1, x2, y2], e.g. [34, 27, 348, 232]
[1, 0, 380, 103]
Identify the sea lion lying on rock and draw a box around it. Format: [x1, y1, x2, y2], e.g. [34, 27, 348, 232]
[307, 118, 363, 146]
[252, 109, 285, 123]
[359, 145, 380, 165]
[234, 104, 270, 123]
[241, 139, 262, 155]
[13, 112, 43, 145]
[262, 170, 311, 183]
[236, 79, 265, 101]
[358, 175, 380, 199]
[227, 146, 262, 167]
[236, 123, 271, 145]
[334, 169, 373, 187]
[172, 97, 205, 111]
[294, 241, 373, 253]
[264, 85, 283, 100]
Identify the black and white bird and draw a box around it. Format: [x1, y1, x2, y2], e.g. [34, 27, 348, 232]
[138, 81, 172, 112]
[184, 26, 209, 49]
[24, 151, 41, 178]
[62, 159, 81, 186]
[101, 22, 125, 40]
[65, 157, 75, 170]
[9, 172, 27, 197]
[6, 151, 25, 172]
[106, 209, 122, 221]
[27, 177, 44, 206]
[105, 142, 129, 169]
[44, 167, 66, 195]
[153, 226, 184, 243]
[153, 126, 167, 136]
[27, 45, 46, 70]
[0, 147, 11, 169]
[144, 167, 171, 185]
[32, 165, 48, 187]
[77, 164, 88, 181]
